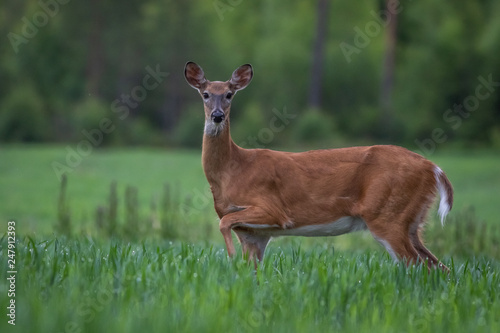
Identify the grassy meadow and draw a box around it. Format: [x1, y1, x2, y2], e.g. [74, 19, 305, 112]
[0, 145, 499, 332]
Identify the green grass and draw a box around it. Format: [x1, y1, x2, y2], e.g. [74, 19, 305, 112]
[0, 145, 207, 235]
[0, 236, 499, 333]
[0, 145, 499, 332]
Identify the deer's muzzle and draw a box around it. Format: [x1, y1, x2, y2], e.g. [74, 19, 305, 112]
[211, 110, 225, 123]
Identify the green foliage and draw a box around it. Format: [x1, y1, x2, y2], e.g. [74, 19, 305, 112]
[1, 0, 499, 147]
[490, 126, 500, 149]
[346, 105, 383, 139]
[427, 206, 500, 260]
[395, 0, 500, 145]
[0, 83, 48, 142]
[84, 179, 198, 241]
[122, 118, 167, 146]
[291, 108, 336, 145]
[172, 104, 204, 148]
[108, 181, 118, 236]
[56, 174, 71, 236]
[160, 184, 179, 239]
[231, 102, 267, 147]
[71, 97, 115, 143]
[124, 185, 139, 239]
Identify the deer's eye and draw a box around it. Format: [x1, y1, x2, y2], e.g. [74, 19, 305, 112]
[202, 92, 209, 99]
[226, 92, 233, 99]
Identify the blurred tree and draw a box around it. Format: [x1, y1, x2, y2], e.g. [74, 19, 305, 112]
[308, 0, 329, 109]
[0, 83, 47, 142]
[379, 0, 398, 136]
[86, 0, 105, 98]
[0, 0, 498, 147]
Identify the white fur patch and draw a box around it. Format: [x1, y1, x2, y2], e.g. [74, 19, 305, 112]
[235, 216, 367, 237]
[204, 120, 225, 137]
[374, 237, 398, 262]
[434, 166, 450, 226]
[236, 223, 281, 229]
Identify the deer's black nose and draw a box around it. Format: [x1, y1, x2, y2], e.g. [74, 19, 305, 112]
[211, 110, 225, 123]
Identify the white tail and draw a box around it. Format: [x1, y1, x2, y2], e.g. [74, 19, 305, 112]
[184, 62, 454, 271]
[435, 167, 453, 226]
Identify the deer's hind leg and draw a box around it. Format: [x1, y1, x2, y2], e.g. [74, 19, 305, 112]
[234, 231, 271, 267]
[409, 207, 450, 272]
[368, 219, 421, 265]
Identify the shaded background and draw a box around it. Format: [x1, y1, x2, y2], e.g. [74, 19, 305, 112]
[2, 0, 500, 150]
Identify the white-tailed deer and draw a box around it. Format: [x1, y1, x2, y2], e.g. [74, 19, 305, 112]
[184, 62, 453, 271]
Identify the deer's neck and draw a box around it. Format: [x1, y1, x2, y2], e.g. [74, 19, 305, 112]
[202, 121, 240, 185]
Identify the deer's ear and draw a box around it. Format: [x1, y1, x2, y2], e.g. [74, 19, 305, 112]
[184, 62, 207, 90]
[229, 64, 253, 91]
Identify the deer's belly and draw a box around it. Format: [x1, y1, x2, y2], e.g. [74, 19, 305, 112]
[235, 216, 367, 237]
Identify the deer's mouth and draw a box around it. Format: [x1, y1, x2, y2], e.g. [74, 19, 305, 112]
[204, 117, 226, 137]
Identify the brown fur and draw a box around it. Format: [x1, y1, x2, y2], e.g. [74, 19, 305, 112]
[185, 62, 453, 271]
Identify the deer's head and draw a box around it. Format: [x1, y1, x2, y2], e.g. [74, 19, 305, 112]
[184, 62, 253, 137]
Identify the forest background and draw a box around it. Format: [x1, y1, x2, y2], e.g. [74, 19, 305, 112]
[2, 0, 499, 152]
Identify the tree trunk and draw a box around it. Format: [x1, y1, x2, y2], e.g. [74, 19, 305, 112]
[380, 0, 398, 128]
[86, 0, 104, 98]
[308, 0, 329, 109]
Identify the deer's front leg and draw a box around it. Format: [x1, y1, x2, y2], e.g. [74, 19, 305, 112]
[219, 218, 237, 258]
[219, 206, 277, 260]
